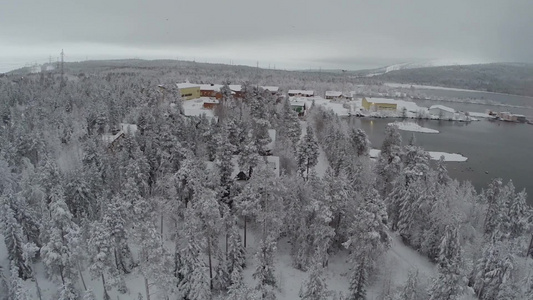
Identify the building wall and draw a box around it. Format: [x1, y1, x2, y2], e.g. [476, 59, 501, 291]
[375, 103, 397, 111]
[362, 97, 371, 110]
[362, 97, 397, 111]
[200, 90, 215, 97]
[203, 102, 218, 109]
[179, 87, 200, 100]
[291, 105, 305, 116]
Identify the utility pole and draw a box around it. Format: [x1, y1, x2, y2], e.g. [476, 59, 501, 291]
[60, 49, 65, 88]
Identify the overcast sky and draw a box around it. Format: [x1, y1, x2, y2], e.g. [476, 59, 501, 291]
[1, 0, 532, 72]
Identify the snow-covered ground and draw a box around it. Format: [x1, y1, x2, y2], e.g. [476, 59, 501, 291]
[384, 82, 493, 93]
[427, 151, 468, 162]
[369, 149, 468, 162]
[181, 97, 216, 118]
[388, 121, 440, 133]
[240, 207, 439, 300]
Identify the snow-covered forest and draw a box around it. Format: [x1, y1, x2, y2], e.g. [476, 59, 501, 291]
[1, 64, 533, 300]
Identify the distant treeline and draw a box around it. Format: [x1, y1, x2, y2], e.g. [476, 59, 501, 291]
[375, 63, 533, 97]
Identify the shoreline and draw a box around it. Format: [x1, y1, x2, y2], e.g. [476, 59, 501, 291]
[384, 82, 533, 99]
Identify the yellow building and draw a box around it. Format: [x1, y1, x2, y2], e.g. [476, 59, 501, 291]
[176, 83, 201, 100]
[362, 97, 398, 111]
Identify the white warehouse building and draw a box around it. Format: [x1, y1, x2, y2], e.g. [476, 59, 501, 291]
[429, 105, 455, 119]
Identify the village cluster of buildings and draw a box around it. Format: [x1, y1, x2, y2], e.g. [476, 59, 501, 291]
[176, 82, 470, 120]
[176, 82, 353, 102]
[488, 111, 527, 123]
[176, 82, 279, 101]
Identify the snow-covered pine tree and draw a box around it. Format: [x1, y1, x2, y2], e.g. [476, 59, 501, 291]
[299, 256, 329, 300]
[376, 125, 403, 197]
[215, 123, 236, 195]
[9, 262, 30, 300]
[506, 189, 529, 239]
[253, 118, 272, 157]
[322, 168, 350, 249]
[435, 156, 451, 186]
[397, 178, 433, 248]
[58, 279, 77, 300]
[345, 187, 390, 300]
[40, 185, 80, 296]
[1, 191, 32, 280]
[226, 267, 250, 300]
[212, 251, 230, 292]
[253, 237, 277, 300]
[226, 216, 246, 280]
[297, 125, 319, 180]
[87, 220, 114, 300]
[64, 169, 99, 220]
[221, 81, 233, 102]
[16, 159, 43, 248]
[350, 128, 370, 157]
[82, 289, 96, 300]
[177, 208, 212, 300]
[279, 98, 301, 148]
[137, 224, 176, 300]
[428, 225, 464, 300]
[402, 145, 431, 184]
[397, 269, 426, 300]
[472, 241, 515, 300]
[238, 130, 259, 179]
[483, 178, 505, 240]
[103, 196, 134, 275]
[376, 126, 403, 197]
[189, 173, 222, 290]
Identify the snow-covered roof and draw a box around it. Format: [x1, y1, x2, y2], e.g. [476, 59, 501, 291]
[102, 123, 137, 146]
[365, 97, 399, 105]
[325, 91, 343, 97]
[120, 123, 138, 135]
[195, 84, 278, 94]
[176, 82, 200, 89]
[289, 99, 306, 106]
[429, 105, 455, 113]
[102, 132, 123, 145]
[199, 84, 222, 92]
[288, 90, 314, 96]
[262, 86, 279, 92]
[229, 85, 242, 92]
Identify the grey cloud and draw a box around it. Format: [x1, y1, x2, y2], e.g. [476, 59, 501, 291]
[2, 0, 533, 69]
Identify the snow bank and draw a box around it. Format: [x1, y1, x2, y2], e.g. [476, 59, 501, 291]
[369, 149, 468, 162]
[388, 121, 439, 133]
[468, 111, 491, 118]
[368, 232, 436, 298]
[427, 151, 468, 162]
